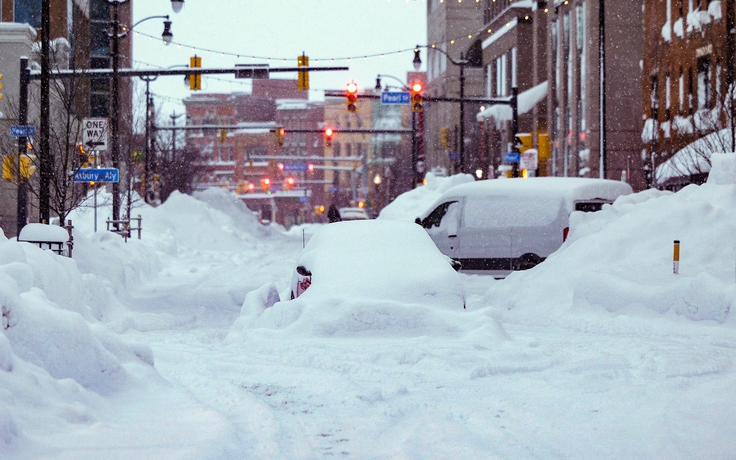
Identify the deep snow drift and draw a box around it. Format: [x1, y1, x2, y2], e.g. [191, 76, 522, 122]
[1, 160, 736, 458]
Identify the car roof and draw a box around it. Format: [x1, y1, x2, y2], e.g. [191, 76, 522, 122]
[422, 177, 633, 216]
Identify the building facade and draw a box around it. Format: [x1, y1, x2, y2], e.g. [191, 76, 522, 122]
[643, 0, 734, 188]
[425, 0, 485, 176]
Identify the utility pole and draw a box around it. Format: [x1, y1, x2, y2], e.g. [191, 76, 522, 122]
[16, 57, 29, 235]
[39, 0, 51, 223]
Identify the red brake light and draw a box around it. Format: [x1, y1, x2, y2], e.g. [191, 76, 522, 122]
[563, 227, 570, 241]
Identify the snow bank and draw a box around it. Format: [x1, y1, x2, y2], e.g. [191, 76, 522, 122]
[228, 220, 507, 345]
[482, 157, 736, 324]
[377, 172, 475, 222]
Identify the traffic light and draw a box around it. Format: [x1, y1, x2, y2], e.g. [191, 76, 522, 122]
[308, 163, 314, 173]
[439, 127, 449, 148]
[276, 127, 285, 146]
[219, 129, 227, 143]
[297, 54, 309, 91]
[346, 81, 358, 112]
[78, 144, 89, 167]
[411, 82, 423, 113]
[324, 127, 334, 147]
[189, 55, 202, 91]
[285, 176, 295, 190]
[0, 73, 4, 100]
[261, 177, 271, 192]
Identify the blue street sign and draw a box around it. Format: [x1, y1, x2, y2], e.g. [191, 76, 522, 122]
[74, 168, 119, 183]
[381, 91, 411, 105]
[10, 125, 36, 137]
[448, 152, 460, 161]
[299, 196, 309, 203]
[283, 163, 309, 172]
[504, 152, 521, 163]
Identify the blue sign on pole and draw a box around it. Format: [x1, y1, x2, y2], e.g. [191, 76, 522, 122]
[381, 91, 411, 105]
[448, 152, 461, 161]
[504, 152, 521, 163]
[299, 196, 309, 203]
[74, 168, 119, 183]
[10, 125, 36, 137]
[283, 163, 309, 172]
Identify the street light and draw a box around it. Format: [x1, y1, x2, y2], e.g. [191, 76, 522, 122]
[413, 45, 469, 173]
[171, 0, 184, 13]
[107, 0, 180, 223]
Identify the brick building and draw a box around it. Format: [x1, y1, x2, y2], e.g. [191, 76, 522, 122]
[184, 80, 331, 226]
[643, 0, 734, 187]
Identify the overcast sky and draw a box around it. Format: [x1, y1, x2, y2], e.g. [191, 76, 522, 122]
[132, 0, 428, 118]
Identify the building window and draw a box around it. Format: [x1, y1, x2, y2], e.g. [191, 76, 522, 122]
[679, 69, 684, 114]
[697, 55, 710, 109]
[15, 0, 42, 28]
[650, 75, 659, 119]
[510, 47, 517, 89]
[495, 54, 507, 96]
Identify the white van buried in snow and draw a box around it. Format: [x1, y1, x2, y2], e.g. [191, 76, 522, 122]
[415, 177, 632, 277]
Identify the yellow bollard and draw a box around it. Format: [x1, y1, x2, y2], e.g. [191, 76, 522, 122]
[673, 240, 680, 274]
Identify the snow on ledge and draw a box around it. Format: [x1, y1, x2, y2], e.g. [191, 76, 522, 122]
[476, 81, 548, 127]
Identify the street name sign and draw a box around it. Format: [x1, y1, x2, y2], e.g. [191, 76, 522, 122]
[10, 125, 36, 137]
[283, 163, 309, 172]
[381, 91, 411, 105]
[82, 118, 109, 151]
[504, 152, 521, 163]
[74, 168, 119, 183]
[448, 152, 460, 161]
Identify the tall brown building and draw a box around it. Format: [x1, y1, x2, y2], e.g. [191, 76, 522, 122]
[643, 0, 734, 187]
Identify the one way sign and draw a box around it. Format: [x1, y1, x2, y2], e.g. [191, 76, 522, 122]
[82, 117, 109, 151]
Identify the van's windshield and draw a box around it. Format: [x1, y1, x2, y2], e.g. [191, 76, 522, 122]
[463, 196, 563, 228]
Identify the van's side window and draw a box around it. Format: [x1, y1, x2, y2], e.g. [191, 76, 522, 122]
[422, 201, 458, 229]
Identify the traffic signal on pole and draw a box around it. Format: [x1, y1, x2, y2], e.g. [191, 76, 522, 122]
[219, 129, 227, 143]
[276, 127, 285, 146]
[189, 55, 202, 91]
[78, 144, 89, 167]
[285, 176, 295, 190]
[411, 82, 423, 113]
[439, 127, 449, 148]
[324, 127, 333, 147]
[297, 54, 309, 91]
[261, 177, 271, 191]
[346, 81, 358, 112]
[308, 163, 314, 172]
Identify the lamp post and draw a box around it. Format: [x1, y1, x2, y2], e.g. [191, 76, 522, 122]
[413, 45, 469, 173]
[107, 0, 179, 224]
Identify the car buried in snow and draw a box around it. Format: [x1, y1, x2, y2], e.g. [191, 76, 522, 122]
[289, 219, 465, 309]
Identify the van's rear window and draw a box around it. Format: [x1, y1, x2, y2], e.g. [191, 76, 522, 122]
[463, 196, 562, 228]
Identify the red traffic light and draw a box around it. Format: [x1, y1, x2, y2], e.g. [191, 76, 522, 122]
[411, 82, 423, 93]
[325, 128, 333, 137]
[308, 163, 315, 172]
[277, 162, 284, 171]
[346, 81, 358, 94]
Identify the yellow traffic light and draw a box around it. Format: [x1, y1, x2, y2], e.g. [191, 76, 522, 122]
[276, 127, 285, 146]
[2, 154, 34, 182]
[189, 55, 202, 91]
[297, 54, 309, 91]
[219, 128, 227, 143]
[439, 127, 449, 148]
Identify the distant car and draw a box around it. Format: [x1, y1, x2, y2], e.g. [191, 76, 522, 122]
[338, 207, 369, 221]
[289, 220, 465, 309]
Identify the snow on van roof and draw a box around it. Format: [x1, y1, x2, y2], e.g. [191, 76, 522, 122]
[428, 177, 633, 214]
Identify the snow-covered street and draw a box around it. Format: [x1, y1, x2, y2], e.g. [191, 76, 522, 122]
[3, 161, 736, 458]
